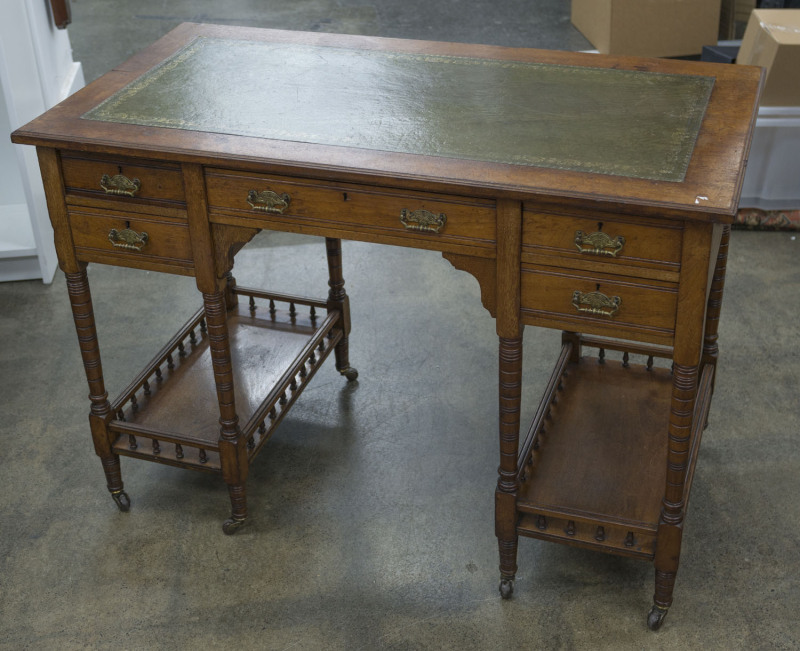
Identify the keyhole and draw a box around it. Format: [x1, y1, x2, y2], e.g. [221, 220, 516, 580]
[597, 222, 603, 231]
[342, 192, 348, 201]
[125, 221, 130, 229]
[596, 283, 601, 292]
[118, 165, 123, 174]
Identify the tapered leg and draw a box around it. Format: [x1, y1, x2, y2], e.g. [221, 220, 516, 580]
[497, 334, 523, 598]
[203, 290, 249, 533]
[65, 267, 129, 511]
[325, 237, 358, 381]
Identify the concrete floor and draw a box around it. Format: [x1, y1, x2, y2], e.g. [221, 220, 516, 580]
[2, 2, 799, 649]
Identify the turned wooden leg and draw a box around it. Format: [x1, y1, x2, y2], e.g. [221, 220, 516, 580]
[650, 362, 697, 629]
[325, 237, 358, 381]
[65, 267, 130, 511]
[497, 334, 523, 598]
[223, 484, 247, 535]
[203, 290, 249, 533]
[701, 224, 731, 408]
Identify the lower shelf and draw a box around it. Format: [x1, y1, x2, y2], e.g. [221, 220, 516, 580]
[108, 289, 341, 472]
[516, 351, 675, 559]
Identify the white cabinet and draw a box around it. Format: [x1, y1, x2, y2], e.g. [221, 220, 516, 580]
[0, 0, 84, 282]
[740, 106, 800, 211]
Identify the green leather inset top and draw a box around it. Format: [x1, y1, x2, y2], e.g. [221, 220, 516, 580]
[83, 37, 715, 182]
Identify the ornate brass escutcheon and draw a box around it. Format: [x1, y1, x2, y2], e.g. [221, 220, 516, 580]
[108, 228, 148, 251]
[572, 290, 621, 317]
[574, 230, 625, 257]
[247, 190, 290, 214]
[399, 209, 447, 234]
[100, 173, 141, 197]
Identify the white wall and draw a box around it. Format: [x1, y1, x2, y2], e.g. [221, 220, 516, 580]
[0, 0, 84, 283]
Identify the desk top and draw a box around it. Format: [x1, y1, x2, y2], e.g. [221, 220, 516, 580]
[13, 23, 762, 218]
[83, 36, 714, 184]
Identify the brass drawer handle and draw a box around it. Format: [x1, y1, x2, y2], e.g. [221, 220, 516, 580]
[399, 209, 447, 234]
[108, 228, 148, 251]
[247, 190, 290, 214]
[575, 230, 625, 257]
[100, 173, 141, 197]
[572, 290, 621, 318]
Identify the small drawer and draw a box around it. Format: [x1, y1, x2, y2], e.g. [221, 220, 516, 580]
[61, 153, 185, 205]
[205, 169, 496, 248]
[520, 264, 677, 340]
[69, 208, 193, 269]
[522, 211, 682, 275]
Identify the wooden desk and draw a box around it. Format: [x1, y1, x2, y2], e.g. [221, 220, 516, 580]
[12, 24, 762, 629]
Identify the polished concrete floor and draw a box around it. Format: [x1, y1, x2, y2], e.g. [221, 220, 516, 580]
[2, 2, 799, 649]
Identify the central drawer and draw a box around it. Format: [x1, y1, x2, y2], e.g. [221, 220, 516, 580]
[204, 168, 496, 253]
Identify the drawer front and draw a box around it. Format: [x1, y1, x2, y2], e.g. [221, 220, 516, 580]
[61, 153, 185, 205]
[522, 211, 682, 276]
[69, 208, 193, 270]
[521, 265, 677, 340]
[205, 169, 496, 248]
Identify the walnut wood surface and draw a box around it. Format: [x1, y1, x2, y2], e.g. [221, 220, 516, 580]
[61, 151, 186, 206]
[518, 358, 671, 529]
[12, 23, 762, 219]
[117, 306, 323, 441]
[205, 168, 496, 253]
[520, 264, 678, 340]
[69, 207, 194, 266]
[522, 210, 683, 282]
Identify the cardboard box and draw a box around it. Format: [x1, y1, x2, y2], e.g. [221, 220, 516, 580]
[737, 9, 800, 106]
[735, 0, 756, 23]
[571, 0, 722, 58]
[719, 0, 757, 40]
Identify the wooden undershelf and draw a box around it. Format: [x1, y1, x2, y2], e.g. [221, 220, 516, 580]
[517, 356, 673, 559]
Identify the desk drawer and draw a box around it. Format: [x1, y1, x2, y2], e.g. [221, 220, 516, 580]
[520, 264, 677, 341]
[61, 152, 185, 206]
[69, 208, 193, 271]
[522, 211, 682, 279]
[205, 169, 495, 248]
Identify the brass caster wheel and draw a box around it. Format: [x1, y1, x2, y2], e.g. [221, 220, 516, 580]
[499, 578, 514, 600]
[222, 517, 245, 535]
[111, 490, 131, 512]
[339, 366, 359, 382]
[647, 605, 669, 631]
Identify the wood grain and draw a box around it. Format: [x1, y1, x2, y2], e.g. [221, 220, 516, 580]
[12, 25, 763, 218]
